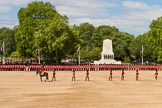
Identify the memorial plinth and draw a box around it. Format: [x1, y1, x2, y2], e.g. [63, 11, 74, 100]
[94, 39, 121, 64]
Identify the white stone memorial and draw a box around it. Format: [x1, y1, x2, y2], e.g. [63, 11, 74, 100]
[94, 39, 121, 64]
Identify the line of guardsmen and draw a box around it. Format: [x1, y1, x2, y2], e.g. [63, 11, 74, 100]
[49, 69, 159, 82]
[0, 64, 161, 71]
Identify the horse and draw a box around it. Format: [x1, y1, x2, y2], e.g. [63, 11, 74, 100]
[36, 69, 49, 82]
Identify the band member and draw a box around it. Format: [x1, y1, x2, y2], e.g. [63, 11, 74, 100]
[72, 70, 76, 81]
[85, 69, 89, 81]
[155, 69, 158, 80]
[109, 69, 113, 81]
[136, 70, 139, 81]
[52, 70, 56, 81]
[121, 69, 125, 80]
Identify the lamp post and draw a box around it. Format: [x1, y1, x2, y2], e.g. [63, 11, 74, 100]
[76, 44, 80, 65]
[2, 42, 5, 64]
[38, 48, 40, 64]
[36, 47, 40, 64]
[141, 33, 144, 65]
[142, 45, 144, 65]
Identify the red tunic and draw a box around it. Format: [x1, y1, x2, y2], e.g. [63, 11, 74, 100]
[121, 72, 125, 76]
[110, 72, 112, 76]
[72, 72, 75, 77]
[53, 72, 56, 76]
[86, 72, 89, 76]
[155, 72, 158, 76]
[40, 67, 45, 75]
[136, 72, 139, 76]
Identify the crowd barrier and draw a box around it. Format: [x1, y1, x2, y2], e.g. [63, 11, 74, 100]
[0, 65, 162, 71]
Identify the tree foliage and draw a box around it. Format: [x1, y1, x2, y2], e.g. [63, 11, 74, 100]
[72, 24, 134, 63]
[93, 25, 134, 62]
[129, 33, 151, 63]
[0, 1, 162, 64]
[34, 16, 78, 63]
[0, 27, 16, 57]
[16, 1, 58, 58]
[15, 1, 78, 63]
[79, 23, 95, 51]
[148, 17, 162, 63]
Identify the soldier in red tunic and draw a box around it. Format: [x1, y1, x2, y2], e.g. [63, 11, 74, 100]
[121, 69, 125, 80]
[85, 69, 89, 81]
[109, 69, 113, 81]
[52, 70, 56, 81]
[136, 70, 139, 81]
[72, 70, 76, 81]
[155, 69, 158, 80]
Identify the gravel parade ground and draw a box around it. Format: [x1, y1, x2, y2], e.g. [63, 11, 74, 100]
[0, 70, 162, 108]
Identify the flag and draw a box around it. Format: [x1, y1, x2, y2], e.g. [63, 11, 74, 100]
[35, 48, 39, 56]
[76, 46, 80, 54]
[0, 46, 3, 55]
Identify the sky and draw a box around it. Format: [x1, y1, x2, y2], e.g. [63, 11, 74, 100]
[0, 0, 162, 36]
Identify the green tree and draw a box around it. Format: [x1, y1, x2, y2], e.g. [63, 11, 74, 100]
[93, 25, 119, 48]
[113, 32, 134, 62]
[34, 15, 78, 63]
[16, 1, 78, 64]
[148, 16, 162, 63]
[93, 25, 134, 62]
[71, 23, 96, 63]
[15, 1, 58, 58]
[0, 27, 16, 57]
[78, 23, 95, 51]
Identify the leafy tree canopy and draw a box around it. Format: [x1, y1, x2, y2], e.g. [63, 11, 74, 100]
[148, 16, 162, 62]
[15, 1, 78, 63]
[0, 27, 16, 57]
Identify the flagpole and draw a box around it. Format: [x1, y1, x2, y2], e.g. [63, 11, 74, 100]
[38, 47, 40, 64]
[78, 45, 80, 65]
[142, 45, 143, 65]
[2, 42, 5, 64]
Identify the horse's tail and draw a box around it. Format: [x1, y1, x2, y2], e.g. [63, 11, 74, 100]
[44, 72, 49, 80]
[36, 69, 40, 75]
